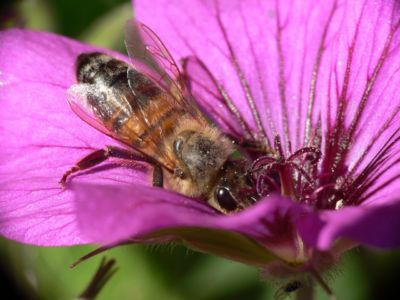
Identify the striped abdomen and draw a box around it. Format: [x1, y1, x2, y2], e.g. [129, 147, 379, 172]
[76, 52, 186, 167]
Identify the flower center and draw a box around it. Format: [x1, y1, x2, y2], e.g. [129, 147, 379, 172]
[251, 135, 347, 210]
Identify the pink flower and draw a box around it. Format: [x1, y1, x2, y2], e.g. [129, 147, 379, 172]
[1, 0, 400, 287]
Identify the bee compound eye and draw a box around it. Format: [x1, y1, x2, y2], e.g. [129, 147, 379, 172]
[215, 187, 238, 212]
[173, 138, 184, 157]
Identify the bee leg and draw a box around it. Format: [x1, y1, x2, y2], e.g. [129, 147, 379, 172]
[152, 164, 164, 187]
[60, 146, 151, 187]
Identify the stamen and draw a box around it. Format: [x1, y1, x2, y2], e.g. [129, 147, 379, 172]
[251, 156, 276, 173]
[256, 173, 280, 197]
[288, 147, 321, 164]
[251, 135, 322, 201]
[274, 135, 285, 159]
[287, 162, 314, 186]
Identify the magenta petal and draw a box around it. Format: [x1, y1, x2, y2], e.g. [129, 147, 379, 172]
[73, 182, 217, 243]
[135, 0, 400, 162]
[182, 56, 247, 138]
[73, 182, 307, 261]
[314, 1, 400, 207]
[135, 0, 400, 251]
[0, 29, 147, 245]
[135, 0, 400, 198]
[135, 0, 343, 149]
[298, 202, 400, 250]
[136, 0, 274, 142]
[318, 1, 400, 168]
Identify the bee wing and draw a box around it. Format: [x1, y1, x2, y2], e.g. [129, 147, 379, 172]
[67, 83, 119, 140]
[125, 20, 206, 124]
[125, 20, 178, 87]
[181, 56, 249, 140]
[68, 82, 177, 172]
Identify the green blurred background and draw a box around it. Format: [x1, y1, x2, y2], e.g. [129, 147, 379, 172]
[1, 0, 400, 299]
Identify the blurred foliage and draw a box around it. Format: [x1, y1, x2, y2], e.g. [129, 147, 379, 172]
[1, 0, 400, 299]
[2, 237, 400, 300]
[2, 0, 130, 50]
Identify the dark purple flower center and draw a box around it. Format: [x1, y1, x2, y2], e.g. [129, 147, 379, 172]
[251, 135, 357, 211]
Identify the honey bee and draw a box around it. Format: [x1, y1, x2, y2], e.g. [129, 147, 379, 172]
[61, 21, 258, 214]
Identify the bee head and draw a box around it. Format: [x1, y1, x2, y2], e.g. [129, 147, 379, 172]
[173, 129, 257, 214]
[211, 159, 257, 214]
